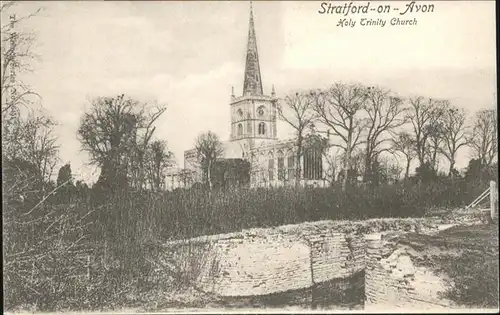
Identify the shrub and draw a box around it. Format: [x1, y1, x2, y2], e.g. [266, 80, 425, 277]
[115, 178, 489, 240]
[4, 177, 492, 311]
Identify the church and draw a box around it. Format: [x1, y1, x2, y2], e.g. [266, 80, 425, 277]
[166, 4, 329, 190]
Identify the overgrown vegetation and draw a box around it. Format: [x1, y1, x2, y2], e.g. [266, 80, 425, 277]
[151, 177, 490, 239]
[4, 174, 494, 311]
[400, 224, 499, 308]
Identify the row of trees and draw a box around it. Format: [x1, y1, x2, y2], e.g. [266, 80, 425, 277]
[2, 1, 497, 198]
[3, 92, 176, 201]
[2, 2, 176, 202]
[179, 84, 497, 191]
[278, 83, 497, 189]
[2, 2, 61, 204]
[1, 0, 223, 198]
[1, 1, 234, 199]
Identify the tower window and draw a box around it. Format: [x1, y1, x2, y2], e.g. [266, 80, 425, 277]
[237, 123, 243, 136]
[257, 106, 265, 117]
[258, 122, 266, 135]
[237, 109, 243, 117]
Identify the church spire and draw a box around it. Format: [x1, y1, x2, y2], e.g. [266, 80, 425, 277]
[243, 1, 263, 96]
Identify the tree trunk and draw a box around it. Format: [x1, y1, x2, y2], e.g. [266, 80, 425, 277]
[405, 157, 411, 179]
[417, 141, 426, 168]
[363, 149, 372, 184]
[342, 132, 353, 191]
[295, 152, 301, 187]
[342, 148, 350, 191]
[295, 137, 303, 188]
[208, 159, 213, 190]
[449, 159, 455, 177]
[431, 149, 438, 171]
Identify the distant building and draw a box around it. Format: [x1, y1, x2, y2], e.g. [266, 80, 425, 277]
[165, 167, 196, 191]
[169, 4, 331, 190]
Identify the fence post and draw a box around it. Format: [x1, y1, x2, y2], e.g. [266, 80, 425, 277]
[490, 181, 498, 221]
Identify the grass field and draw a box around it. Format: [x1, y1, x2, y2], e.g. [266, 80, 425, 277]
[398, 223, 499, 308]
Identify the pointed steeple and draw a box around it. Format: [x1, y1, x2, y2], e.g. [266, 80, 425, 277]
[243, 1, 263, 96]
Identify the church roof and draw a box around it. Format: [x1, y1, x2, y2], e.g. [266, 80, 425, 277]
[242, 2, 263, 97]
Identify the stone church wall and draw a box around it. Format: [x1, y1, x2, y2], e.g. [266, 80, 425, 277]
[249, 140, 329, 188]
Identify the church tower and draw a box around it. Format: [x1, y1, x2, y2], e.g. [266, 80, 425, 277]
[230, 2, 278, 152]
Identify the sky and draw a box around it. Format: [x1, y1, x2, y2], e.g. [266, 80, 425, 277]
[6, 1, 497, 183]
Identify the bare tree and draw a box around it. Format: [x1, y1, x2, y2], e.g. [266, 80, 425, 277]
[391, 132, 416, 179]
[277, 91, 317, 186]
[348, 148, 365, 184]
[3, 111, 59, 197]
[1, 1, 44, 177]
[193, 131, 224, 190]
[439, 105, 469, 176]
[144, 139, 173, 191]
[22, 112, 59, 190]
[406, 96, 445, 167]
[425, 121, 444, 171]
[1, 1, 42, 115]
[362, 86, 407, 184]
[311, 83, 367, 190]
[321, 147, 343, 186]
[386, 159, 404, 184]
[77, 94, 166, 192]
[469, 108, 497, 167]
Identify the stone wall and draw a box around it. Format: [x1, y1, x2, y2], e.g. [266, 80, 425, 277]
[304, 232, 365, 283]
[160, 233, 314, 297]
[156, 217, 450, 298]
[362, 211, 491, 310]
[201, 235, 312, 296]
[364, 233, 454, 311]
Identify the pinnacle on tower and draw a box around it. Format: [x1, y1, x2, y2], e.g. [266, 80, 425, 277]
[242, 1, 263, 96]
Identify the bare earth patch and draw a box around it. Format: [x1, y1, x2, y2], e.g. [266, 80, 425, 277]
[394, 223, 499, 308]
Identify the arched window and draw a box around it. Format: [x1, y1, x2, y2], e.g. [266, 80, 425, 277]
[237, 123, 243, 136]
[237, 109, 243, 117]
[259, 153, 266, 183]
[268, 152, 274, 181]
[277, 150, 285, 181]
[303, 147, 323, 180]
[258, 122, 266, 135]
[287, 155, 295, 181]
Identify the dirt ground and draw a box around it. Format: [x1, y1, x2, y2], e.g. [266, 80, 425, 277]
[395, 223, 499, 309]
